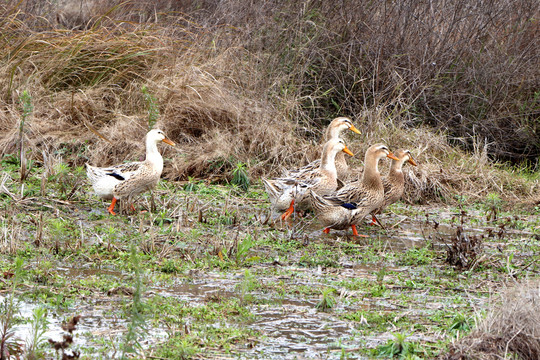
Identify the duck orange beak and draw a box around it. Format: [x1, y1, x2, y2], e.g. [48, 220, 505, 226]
[407, 156, 417, 166]
[162, 138, 176, 146]
[342, 146, 354, 157]
[349, 124, 361, 135]
[387, 152, 399, 161]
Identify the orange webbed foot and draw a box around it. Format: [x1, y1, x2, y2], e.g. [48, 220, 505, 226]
[280, 199, 295, 221]
[351, 225, 368, 237]
[107, 197, 118, 216]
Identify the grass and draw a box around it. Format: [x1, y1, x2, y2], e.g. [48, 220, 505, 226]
[0, 169, 538, 357]
[0, 1, 538, 359]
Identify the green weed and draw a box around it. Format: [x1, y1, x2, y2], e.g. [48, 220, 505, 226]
[141, 85, 160, 129]
[316, 287, 336, 311]
[120, 244, 148, 359]
[374, 332, 422, 358]
[231, 162, 250, 192]
[449, 313, 472, 333]
[25, 307, 49, 360]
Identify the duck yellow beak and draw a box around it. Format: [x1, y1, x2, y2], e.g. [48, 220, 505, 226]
[349, 124, 361, 135]
[162, 138, 176, 146]
[342, 146, 354, 157]
[387, 152, 399, 161]
[407, 156, 417, 166]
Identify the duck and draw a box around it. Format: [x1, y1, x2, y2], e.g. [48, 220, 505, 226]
[285, 117, 361, 180]
[262, 138, 354, 220]
[308, 144, 398, 236]
[86, 129, 175, 215]
[370, 149, 417, 225]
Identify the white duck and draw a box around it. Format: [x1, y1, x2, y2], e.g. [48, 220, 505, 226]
[262, 138, 354, 220]
[285, 117, 361, 180]
[86, 129, 175, 215]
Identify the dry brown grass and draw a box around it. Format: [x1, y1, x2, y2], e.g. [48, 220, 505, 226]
[442, 280, 540, 360]
[0, 1, 538, 204]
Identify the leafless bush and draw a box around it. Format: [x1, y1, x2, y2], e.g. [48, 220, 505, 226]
[442, 280, 540, 360]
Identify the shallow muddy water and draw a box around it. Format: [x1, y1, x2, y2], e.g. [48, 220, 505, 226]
[4, 207, 538, 359]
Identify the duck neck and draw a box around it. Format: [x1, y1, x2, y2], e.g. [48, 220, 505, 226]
[145, 137, 164, 172]
[325, 125, 341, 141]
[325, 127, 347, 171]
[387, 159, 405, 183]
[362, 153, 383, 189]
[334, 151, 346, 169]
[319, 144, 338, 180]
[389, 159, 405, 175]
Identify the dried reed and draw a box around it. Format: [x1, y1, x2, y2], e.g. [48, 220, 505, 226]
[0, 1, 537, 204]
[443, 280, 540, 360]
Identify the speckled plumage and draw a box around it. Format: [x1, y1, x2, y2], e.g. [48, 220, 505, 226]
[308, 144, 399, 234]
[86, 129, 175, 215]
[372, 149, 417, 217]
[262, 138, 354, 219]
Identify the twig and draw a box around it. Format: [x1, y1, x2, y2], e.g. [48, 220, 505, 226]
[391, 216, 408, 229]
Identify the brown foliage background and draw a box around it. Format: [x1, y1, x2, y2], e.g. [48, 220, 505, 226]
[0, 0, 538, 203]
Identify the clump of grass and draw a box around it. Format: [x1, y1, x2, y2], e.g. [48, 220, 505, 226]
[18, 90, 33, 182]
[231, 162, 250, 192]
[316, 288, 336, 312]
[375, 332, 421, 358]
[443, 280, 540, 360]
[120, 243, 148, 359]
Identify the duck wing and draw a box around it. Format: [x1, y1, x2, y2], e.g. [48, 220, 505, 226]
[100, 161, 143, 182]
[323, 181, 373, 208]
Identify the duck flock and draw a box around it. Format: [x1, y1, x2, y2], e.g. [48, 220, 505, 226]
[86, 118, 416, 236]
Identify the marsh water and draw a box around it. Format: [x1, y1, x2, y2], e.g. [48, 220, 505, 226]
[4, 209, 534, 359]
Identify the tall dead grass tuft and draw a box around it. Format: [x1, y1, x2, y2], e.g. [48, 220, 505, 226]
[0, 1, 537, 203]
[443, 280, 540, 360]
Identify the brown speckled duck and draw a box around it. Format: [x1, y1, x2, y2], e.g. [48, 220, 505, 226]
[308, 144, 398, 236]
[86, 129, 175, 215]
[262, 138, 354, 220]
[285, 117, 361, 180]
[370, 149, 417, 225]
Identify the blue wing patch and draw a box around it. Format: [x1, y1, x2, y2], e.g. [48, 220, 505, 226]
[340, 202, 358, 210]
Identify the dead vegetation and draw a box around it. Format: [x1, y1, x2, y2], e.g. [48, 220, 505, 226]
[443, 280, 540, 360]
[442, 211, 484, 270]
[0, 0, 538, 204]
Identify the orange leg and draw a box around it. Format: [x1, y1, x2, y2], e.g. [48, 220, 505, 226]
[323, 227, 331, 234]
[351, 225, 369, 237]
[370, 215, 377, 226]
[107, 197, 117, 216]
[281, 199, 295, 221]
